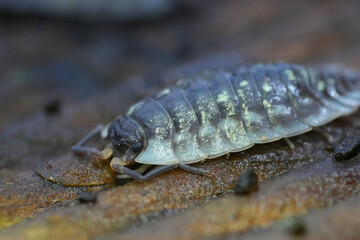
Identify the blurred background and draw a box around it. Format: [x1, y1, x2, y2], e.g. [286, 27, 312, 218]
[1, 0, 360, 236]
[1, 0, 360, 130]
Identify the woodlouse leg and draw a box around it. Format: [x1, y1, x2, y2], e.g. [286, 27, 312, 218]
[313, 127, 336, 143]
[115, 164, 178, 181]
[177, 164, 210, 176]
[116, 164, 152, 179]
[71, 124, 113, 164]
[111, 163, 210, 181]
[283, 137, 295, 150]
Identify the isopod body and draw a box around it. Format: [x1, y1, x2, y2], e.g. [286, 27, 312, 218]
[73, 62, 360, 180]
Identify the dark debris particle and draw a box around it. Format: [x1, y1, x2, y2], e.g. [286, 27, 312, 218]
[281, 216, 306, 236]
[234, 168, 259, 195]
[44, 98, 61, 116]
[332, 136, 360, 161]
[78, 192, 97, 204]
[325, 145, 334, 153]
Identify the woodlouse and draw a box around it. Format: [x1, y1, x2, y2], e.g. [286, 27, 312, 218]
[72, 62, 360, 181]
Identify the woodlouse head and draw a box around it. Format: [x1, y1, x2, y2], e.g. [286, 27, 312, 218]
[108, 116, 146, 169]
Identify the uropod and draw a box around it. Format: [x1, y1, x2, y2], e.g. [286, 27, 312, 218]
[72, 62, 360, 181]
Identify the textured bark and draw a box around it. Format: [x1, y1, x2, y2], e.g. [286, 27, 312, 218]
[1, 0, 360, 239]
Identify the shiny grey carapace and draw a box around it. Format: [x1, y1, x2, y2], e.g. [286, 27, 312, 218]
[72, 62, 360, 181]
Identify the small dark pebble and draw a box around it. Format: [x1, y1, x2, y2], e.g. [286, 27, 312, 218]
[234, 168, 259, 195]
[44, 98, 61, 116]
[325, 145, 334, 153]
[281, 216, 306, 236]
[78, 192, 97, 204]
[332, 135, 360, 161]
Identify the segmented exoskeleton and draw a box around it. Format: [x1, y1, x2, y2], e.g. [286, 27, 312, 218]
[72, 62, 360, 181]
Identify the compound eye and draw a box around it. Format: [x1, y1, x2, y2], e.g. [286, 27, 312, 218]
[131, 142, 144, 153]
[116, 144, 129, 154]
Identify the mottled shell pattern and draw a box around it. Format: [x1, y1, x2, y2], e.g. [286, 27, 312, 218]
[124, 62, 360, 165]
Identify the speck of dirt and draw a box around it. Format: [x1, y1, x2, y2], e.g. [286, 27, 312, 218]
[234, 168, 259, 195]
[78, 192, 97, 204]
[44, 98, 61, 116]
[280, 216, 307, 236]
[333, 136, 360, 161]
